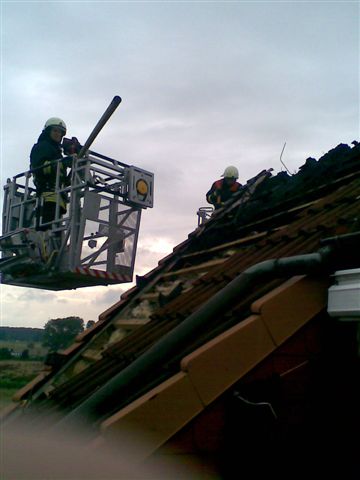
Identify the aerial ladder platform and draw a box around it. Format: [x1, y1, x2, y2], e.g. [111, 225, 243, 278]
[0, 97, 154, 290]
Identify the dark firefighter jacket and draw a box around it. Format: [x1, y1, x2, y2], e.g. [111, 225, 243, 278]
[30, 130, 71, 209]
[206, 179, 242, 209]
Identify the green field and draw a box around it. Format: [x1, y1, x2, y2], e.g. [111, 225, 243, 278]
[0, 359, 45, 411]
[0, 340, 48, 359]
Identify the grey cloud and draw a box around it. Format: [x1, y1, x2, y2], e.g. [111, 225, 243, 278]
[90, 288, 125, 307]
[20, 290, 57, 303]
[1, 2, 358, 328]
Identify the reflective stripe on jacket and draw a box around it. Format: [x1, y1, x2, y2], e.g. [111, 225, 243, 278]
[41, 191, 67, 210]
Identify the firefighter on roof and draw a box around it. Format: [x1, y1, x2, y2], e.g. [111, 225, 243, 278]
[206, 166, 242, 209]
[30, 118, 80, 230]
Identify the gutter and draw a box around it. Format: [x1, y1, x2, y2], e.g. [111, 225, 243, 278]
[56, 232, 360, 431]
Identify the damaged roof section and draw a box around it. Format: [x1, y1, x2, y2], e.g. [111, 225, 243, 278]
[8, 142, 360, 426]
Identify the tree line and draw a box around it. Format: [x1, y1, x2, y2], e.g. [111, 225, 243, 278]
[0, 317, 96, 357]
[0, 327, 44, 342]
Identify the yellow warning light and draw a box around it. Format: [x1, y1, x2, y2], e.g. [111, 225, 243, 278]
[136, 179, 148, 196]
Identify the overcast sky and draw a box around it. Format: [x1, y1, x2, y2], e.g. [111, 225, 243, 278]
[1, 1, 359, 328]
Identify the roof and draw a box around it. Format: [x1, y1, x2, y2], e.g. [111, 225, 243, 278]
[6, 142, 360, 447]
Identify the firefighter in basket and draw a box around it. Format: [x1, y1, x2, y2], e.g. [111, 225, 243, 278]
[30, 118, 81, 230]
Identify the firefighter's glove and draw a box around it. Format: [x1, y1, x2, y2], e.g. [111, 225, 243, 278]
[63, 137, 82, 155]
[72, 137, 82, 154]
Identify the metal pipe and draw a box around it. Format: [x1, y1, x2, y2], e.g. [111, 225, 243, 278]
[57, 245, 335, 431]
[78, 96, 122, 158]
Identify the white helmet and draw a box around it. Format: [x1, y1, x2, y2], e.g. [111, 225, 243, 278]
[44, 117, 67, 133]
[222, 166, 239, 179]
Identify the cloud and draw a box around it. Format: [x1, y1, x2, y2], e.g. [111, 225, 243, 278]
[19, 290, 56, 303]
[90, 287, 124, 307]
[1, 1, 358, 327]
[138, 237, 174, 256]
